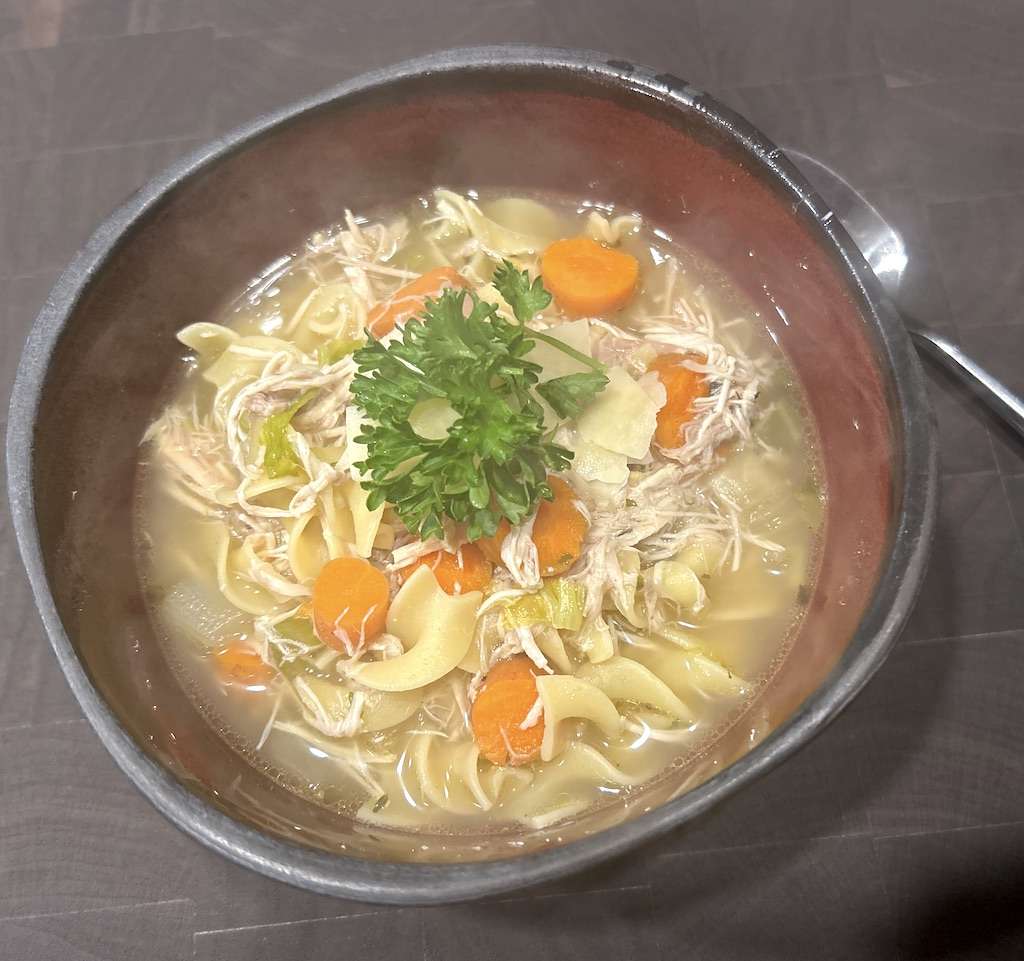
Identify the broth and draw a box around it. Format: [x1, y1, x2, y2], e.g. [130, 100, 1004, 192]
[137, 189, 823, 833]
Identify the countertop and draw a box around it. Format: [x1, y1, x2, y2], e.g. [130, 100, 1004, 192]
[2, 2, 1023, 959]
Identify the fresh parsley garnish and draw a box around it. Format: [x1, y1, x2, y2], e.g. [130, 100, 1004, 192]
[492, 259, 553, 323]
[494, 260, 609, 416]
[351, 262, 608, 540]
[537, 371, 611, 419]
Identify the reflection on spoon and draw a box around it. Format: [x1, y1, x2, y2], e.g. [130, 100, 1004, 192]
[785, 149, 1024, 442]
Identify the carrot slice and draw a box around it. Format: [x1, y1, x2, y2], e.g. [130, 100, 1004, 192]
[397, 544, 492, 595]
[471, 655, 545, 766]
[475, 517, 511, 565]
[541, 237, 639, 317]
[212, 645, 275, 688]
[532, 475, 589, 577]
[483, 654, 539, 687]
[312, 557, 390, 651]
[366, 267, 469, 337]
[648, 353, 710, 449]
[476, 479, 587, 576]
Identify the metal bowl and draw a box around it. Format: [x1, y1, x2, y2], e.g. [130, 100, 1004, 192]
[6, 47, 936, 903]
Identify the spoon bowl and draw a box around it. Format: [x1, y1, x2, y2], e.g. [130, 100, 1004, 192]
[786, 149, 1024, 440]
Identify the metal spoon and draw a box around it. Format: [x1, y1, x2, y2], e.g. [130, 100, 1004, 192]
[786, 149, 1024, 441]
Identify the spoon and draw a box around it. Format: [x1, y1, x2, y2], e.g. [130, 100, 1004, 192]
[785, 149, 1024, 441]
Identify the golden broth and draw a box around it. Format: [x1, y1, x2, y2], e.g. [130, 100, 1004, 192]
[138, 190, 823, 834]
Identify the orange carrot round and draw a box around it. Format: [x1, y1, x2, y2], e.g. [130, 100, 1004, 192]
[532, 475, 589, 577]
[366, 267, 469, 337]
[312, 557, 390, 651]
[483, 654, 539, 687]
[212, 645, 275, 689]
[648, 353, 710, 448]
[397, 544, 492, 595]
[471, 655, 545, 766]
[475, 517, 511, 566]
[541, 237, 639, 316]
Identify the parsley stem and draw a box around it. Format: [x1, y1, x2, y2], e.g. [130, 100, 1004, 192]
[527, 328, 606, 372]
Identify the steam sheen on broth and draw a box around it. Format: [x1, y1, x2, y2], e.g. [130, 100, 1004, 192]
[138, 190, 823, 833]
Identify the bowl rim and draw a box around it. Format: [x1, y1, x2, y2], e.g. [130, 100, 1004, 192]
[5, 44, 937, 904]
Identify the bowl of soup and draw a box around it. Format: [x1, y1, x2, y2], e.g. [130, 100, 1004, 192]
[6, 47, 935, 903]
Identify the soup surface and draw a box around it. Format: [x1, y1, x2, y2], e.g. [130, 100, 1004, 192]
[139, 189, 824, 832]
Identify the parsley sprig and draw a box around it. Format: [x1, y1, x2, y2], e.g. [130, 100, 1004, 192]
[351, 261, 608, 540]
[492, 261, 609, 419]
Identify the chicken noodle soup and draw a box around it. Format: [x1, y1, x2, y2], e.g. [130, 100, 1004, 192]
[139, 189, 824, 832]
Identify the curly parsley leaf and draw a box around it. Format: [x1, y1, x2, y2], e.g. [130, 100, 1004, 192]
[493, 261, 608, 377]
[351, 266, 606, 540]
[537, 370, 610, 419]
[492, 259, 552, 323]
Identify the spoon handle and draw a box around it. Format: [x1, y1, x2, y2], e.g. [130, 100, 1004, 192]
[909, 328, 1024, 441]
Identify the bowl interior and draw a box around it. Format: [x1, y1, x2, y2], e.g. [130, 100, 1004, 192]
[27, 62, 897, 865]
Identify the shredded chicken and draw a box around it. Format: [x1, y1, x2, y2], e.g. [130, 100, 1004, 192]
[144, 406, 236, 513]
[387, 536, 453, 571]
[293, 677, 366, 739]
[466, 624, 551, 703]
[637, 288, 762, 481]
[519, 695, 544, 731]
[254, 604, 316, 663]
[241, 532, 311, 597]
[500, 511, 541, 589]
[516, 625, 553, 674]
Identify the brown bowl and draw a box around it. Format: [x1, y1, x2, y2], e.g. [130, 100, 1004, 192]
[6, 47, 936, 903]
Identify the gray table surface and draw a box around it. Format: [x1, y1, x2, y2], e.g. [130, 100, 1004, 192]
[2, 2, 1024, 959]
